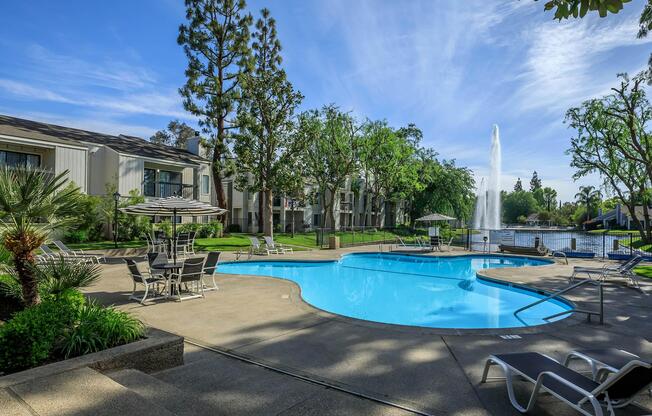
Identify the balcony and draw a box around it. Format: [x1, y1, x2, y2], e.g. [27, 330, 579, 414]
[143, 181, 197, 199]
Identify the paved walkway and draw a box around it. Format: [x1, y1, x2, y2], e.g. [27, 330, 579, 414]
[86, 247, 652, 415]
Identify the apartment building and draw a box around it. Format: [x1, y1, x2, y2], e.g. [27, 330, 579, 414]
[0, 115, 214, 220]
[223, 176, 406, 232]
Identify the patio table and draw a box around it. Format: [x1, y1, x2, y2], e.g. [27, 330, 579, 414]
[152, 262, 183, 298]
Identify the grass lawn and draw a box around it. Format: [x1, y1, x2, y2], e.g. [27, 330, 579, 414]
[635, 265, 652, 279]
[66, 241, 146, 250]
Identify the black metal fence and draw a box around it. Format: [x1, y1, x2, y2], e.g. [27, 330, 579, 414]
[461, 228, 648, 259]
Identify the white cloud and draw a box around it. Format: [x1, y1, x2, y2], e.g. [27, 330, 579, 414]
[512, 15, 652, 112]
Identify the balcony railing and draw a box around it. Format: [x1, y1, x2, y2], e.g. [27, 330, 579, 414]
[143, 181, 197, 199]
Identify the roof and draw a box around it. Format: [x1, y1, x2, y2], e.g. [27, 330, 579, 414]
[526, 213, 539, 222]
[0, 114, 208, 165]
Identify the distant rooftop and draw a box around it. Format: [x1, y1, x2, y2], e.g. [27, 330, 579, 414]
[0, 114, 207, 165]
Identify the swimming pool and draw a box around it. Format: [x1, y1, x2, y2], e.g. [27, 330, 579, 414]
[217, 253, 572, 329]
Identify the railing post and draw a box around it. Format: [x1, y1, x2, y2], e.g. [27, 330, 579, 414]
[599, 283, 604, 325]
[602, 231, 606, 259]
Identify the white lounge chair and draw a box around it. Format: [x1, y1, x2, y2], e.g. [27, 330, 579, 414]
[53, 240, 105, 264]
[482, 351, 652, 415]
[396, 236, 423, 248]
[249, 236, 276, 255]
[570, 255, 643, 288]
[40, 244, 93, 264]
[263, 236, 293, 254]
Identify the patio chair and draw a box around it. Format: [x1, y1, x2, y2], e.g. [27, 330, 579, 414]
[440, 236, 454, 252]
[147, 251, 168, 268]
[202, 251, 221, 291]
[186, 231, 197, 255]
[482, 351, 652, 416]
[249, 236, 275, 255]
[144, 233, 165, 253]
[53, 240, 105, 264]
[174, 233, 190, 259]
[263, 236, 292, 254]
[169, 257, 206, 302]
[570, 255, 643, 288]
[124, 258, 166, 304]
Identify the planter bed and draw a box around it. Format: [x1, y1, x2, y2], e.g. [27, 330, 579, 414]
[0, 327, 183, 388]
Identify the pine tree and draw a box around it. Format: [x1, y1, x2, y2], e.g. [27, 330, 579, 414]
[233, 8, 304, 237]
[178, 0, 252, 217]
[530, 170, 542, 191]
[514, 178, 523, 192]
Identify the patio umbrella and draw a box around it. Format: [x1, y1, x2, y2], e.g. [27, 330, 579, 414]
[415, 213, 456, 222]
[121, 196, 227, 264]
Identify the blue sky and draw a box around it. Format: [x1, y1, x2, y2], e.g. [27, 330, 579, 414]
[0, 0, 650, 201]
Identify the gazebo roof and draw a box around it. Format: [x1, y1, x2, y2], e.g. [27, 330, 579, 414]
[415, 213, 456, 222]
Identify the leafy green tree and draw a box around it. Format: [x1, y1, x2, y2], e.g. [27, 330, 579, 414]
[299, 105, 361, 228]
[540, 0, 631, 20]
[514, 178, 523, 192]
[575, 185, 602, 225]
[233, 8, 304, 237]
[150, 120, 197, 149]
[530, 171, 542, 191]
[406, 149, 475, 225]
[503, 191, 538, 224]
[178, 0, 252, 217]
[566, 73, 652, 241]
[541, 187, 558, 211]
[0, 168, 83, 306]
[358, 120, 419, 227]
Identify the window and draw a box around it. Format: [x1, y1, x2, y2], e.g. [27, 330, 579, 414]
[144, 168, 156, 197]
[202, 175, 210, 194]
[0, 150, 40, 168]
[159, 170, 182, 197]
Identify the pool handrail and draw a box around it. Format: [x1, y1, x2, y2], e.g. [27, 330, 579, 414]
[513, 279, 603, 324]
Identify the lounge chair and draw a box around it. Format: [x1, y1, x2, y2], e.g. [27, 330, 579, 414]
[564, 348, 648, 380]
[249, 236, 276, 255]
[53, 240, 105, 263]
[124, 258, 166, 304]
[570, 255, 643, 288]
[202, 251, 221, 291]
[40, 244, 93, 264]
[263, 236, 293, 254]
[169, 257, 206, 302]
[396, 236, 424, 248]
[440, 236, 454, 252]
[482, 351, 652, 415]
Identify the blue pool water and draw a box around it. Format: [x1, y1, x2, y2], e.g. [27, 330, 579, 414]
[217, 253, 572, 329]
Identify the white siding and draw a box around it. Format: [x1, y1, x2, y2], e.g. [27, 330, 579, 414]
[55, 147, 87, 192]
[182, 167, 194, 199]
[118, 155, 144, 195]
[197, 163, 212, 203]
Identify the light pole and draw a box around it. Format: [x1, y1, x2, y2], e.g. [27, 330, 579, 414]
[113, 192, 121, 248]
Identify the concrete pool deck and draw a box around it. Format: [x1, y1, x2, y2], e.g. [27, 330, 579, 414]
[84, 246, 652, 415]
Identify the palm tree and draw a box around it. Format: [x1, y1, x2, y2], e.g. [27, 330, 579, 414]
[542, 187, 558, 212]
[0, 167, 83, 306]
[574, 185, 602, 226]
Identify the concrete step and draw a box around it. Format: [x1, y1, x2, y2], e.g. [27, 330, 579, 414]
[9, 366, 175, 416]
[108, 368, 224, 416]
[155, 354, 419, 416]
[0, 387, 34, 416]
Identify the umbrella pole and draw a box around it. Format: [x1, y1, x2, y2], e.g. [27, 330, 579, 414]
[173, 208, 177, 265]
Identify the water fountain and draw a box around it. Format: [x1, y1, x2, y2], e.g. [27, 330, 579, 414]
[473, 125, 502, 230]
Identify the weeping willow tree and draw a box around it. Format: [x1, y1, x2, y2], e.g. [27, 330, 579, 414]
[0, 168, 83, 306]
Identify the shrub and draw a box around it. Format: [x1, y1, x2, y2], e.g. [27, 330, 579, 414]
[226, 223, 241, 233]
[0, 298, 78, 374]
[57, 301, 144, 359]
[63, 229, 88, 244]
[155, 220, 173, 238]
